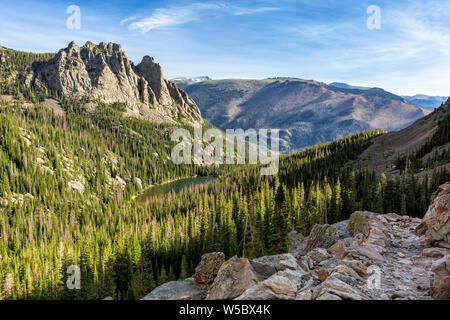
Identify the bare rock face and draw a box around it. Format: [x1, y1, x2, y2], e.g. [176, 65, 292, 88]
[206, 256, 259, 300]
[301, 224, 339, 254]
[431, 255, 450, 299]
[305, 248, 332, 264]
[288, 230, 306, 253]
[241, 209, 443, 300]
[332, 220, 353, 239]
[141, 278, 206, 300]
[249, 260, 277, 280]
[194, 252, 225, 284]
[347, 211, 379, 237]
[417, 182, 450, 247]
[415, 182, 450, 299]
[30, 41, 202, 125]
[318, 274, 369, 300]
[234, 282, 280, 300]
[237, 268, 310, 300]
[252, 253, 300, 272]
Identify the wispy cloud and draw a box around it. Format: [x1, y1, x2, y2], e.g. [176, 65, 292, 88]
[233, 7, 279, 16]
[122, 2, 279, 33]
[272, 0, 450, 95]
[126, 3, 223, 33]
[120, 15, 139, 27]
[2, 0, 449, 96]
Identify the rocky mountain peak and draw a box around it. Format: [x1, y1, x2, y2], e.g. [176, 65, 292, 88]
[67, 41, 78, 50]
[141, 55, 155, 64]
[136, 55, 163, 84]
[26, 41, 202, 125]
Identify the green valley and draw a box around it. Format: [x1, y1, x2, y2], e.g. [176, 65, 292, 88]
[1, 43, 449, 301]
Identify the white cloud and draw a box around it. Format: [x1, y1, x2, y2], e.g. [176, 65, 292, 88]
[233, 7, 279, 16]
[122, 2, 280, 33]
[120, 16, 138, 26]
[126, 3, 223, 33]
[278, 1, 450, 96]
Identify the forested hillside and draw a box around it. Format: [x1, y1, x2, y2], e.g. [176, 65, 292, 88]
[1, 45, 449, 301]
[178, 78, 429, 152]
[1, 93, 447, 299]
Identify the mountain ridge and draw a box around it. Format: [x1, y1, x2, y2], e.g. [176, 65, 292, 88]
[179, 78, 429, 152]
[0, 41, 202, 125]
[354, 97, 450, 178]
[329, 82, 447, 111]
[171, 76, 211, 83]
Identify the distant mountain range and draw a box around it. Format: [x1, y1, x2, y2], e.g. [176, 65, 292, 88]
[172, 76, 211, 83]
[329, 82, 447, 111]
[328, 82, 372, 91]
[402, 94, 448, 111]
[178, 78, 430, 152]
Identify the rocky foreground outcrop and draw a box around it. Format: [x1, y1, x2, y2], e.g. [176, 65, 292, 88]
[12, 41, 202, 125]
[417, 182, 450, 248]
[143, 183, 450, 300]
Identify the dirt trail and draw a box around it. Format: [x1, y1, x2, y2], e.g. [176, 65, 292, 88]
[379, 215, 434, 299]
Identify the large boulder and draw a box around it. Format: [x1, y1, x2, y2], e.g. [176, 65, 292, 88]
[422, 247, 449, 259]
[206, 256, 259, 300]
[141, 278, 206, 300]
[347, 211, 379, 237]
[305, 248, 332, 264]
[295, 277, 323, 300]
[235, 283, 280, 300]
[416, 182, 450, 247]
[318, 274, 369, 300]
[328, 238, 353, 258]
[330, 215, 388, 264]
[194, 252, 225, 284]
[332, 220, 353, 239]
[252, 253, 300, 272]
[237, 269, 309, 300]
[258, 270, 305, 300]
[345, 243, 385, 263]
[249, 260, 277, 280]
[431, 255, 450, 300]
[339, 259, 368, 277]
[302, 224, 339, 253]
[288, 230, 306, 253]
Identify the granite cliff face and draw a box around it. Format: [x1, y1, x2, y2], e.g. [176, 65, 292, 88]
[143, 183, 450, 300]
[24, 41, 202, 124]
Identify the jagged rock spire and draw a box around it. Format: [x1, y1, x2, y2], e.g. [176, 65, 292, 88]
[30, 41, 202, 125]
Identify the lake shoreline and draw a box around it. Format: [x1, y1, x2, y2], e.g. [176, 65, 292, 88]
[133, 176, 219, 203]
[131, 175, 198, 201]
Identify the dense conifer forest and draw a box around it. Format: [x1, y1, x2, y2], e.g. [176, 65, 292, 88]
[1, 47, 449, 300]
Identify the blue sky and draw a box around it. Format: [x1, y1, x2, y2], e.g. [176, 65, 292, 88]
[0, 0, 449, 96]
